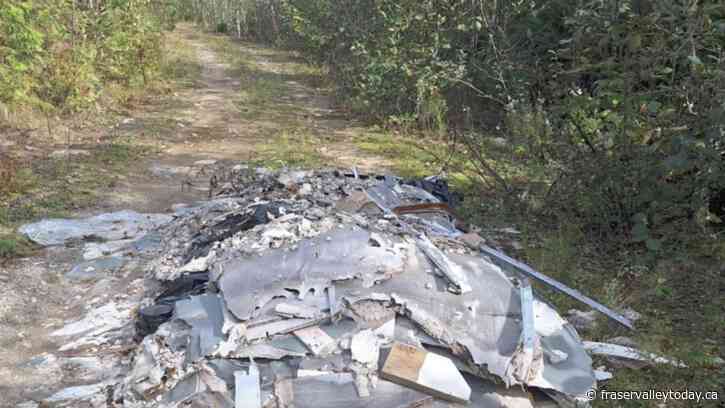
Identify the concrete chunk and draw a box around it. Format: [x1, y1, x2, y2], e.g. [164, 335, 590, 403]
[294, 326, 336, 356]
[351, 329, 379, 365]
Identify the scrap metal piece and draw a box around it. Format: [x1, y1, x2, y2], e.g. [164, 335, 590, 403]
[274, 303, 321, 319]
[246, 318, 314, 341]
[217, 228, 410, 320]
[509, 279, 541, 383]
[582, 341, 687, 367]
[380, 342, 471, 403]
[479, 245, 634, 330]
[235, 364, 261, 408]
[327, 285, 338, 322]
[174, 294, 225, 361]
[416, 235, 472, 294]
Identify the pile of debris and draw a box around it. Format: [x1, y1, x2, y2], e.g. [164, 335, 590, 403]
[20, 167, 656, 408]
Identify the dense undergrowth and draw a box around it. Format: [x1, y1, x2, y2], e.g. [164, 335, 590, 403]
[184, 0, 725, 252]
[0, 1, 180, 119]
[1, 1, 723, 404]
[181, 1, 724, 405]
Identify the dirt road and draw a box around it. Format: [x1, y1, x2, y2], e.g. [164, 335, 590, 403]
[0, 24, 386, 406]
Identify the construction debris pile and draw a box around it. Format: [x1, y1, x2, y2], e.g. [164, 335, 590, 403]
[19, 167, 650, 408]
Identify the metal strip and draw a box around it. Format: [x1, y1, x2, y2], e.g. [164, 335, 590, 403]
[479, 245, 634, 330]
[235, 364, 261, 408]
[518, 279, 536, 381]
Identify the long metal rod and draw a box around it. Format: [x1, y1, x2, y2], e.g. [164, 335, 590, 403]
[366, 182, 634, 330]
[479, 245, 634, 330]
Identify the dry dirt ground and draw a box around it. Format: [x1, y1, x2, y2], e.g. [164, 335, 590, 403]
[0, 25, 390, 407]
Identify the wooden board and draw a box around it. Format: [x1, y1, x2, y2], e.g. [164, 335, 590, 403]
[381, 342, 471, 404]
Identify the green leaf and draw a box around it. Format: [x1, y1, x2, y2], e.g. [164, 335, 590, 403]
[646, 238, 662, 251]
[647, 101, 661, 114]
[631, 222, 649, 242]
[688, 55, 703, 65]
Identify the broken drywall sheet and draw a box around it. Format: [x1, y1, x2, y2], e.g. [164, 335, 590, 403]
[583, 341, 687, 368]
[284, 373, 433, 408]
[19, 210, 172, 246]
[174, 294, 225, 361]
[430, 373, 537, 408]
[351, 329, 379, 365]
[235, 365, 261, 408]
[217, 228, 411, 320]
[337, 250, 523, 385]
[416, 235, 472, 293]
[294, 326, 337, 356]
[52, 301, 135, 338]
[164, 368, 233, 406]
[246, 318, 314, 342]
[524, 300, 596, 398]
[44, 382, 109, 404]
[52, 301, 136, 352]
[349, 328, 381, 397]
[380, 342, 471, 403]
[66, 256, 127, 282]
[28, 168, 608, 408]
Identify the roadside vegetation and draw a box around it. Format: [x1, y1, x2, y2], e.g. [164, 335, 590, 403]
[1, 0, 723, 404]
[0, 0, 198, 259]
[180, 0, 725, 405]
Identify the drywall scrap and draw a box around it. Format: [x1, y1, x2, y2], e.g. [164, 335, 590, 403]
[380, 342, 472, 403]
[21, 167, 631, 408]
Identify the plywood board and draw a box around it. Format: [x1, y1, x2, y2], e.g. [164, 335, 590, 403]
[380, 342, 471, 403]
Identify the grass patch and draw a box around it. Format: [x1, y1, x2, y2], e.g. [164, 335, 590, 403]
[0, 140, 153, 258]
[204, 32, 325, 126]
[0, 234, 35, 259]
[250, 130, 326, 169]
[162, 31, 203, 88]
[355, 131, 478, 193]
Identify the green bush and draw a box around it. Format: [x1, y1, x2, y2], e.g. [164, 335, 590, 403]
[0, 0, 176, 118]
[171, 0, 725, 252]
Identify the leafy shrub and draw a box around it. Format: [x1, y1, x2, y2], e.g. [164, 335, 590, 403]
[172, 0, 725, 252]
[0, 0, 175, 119]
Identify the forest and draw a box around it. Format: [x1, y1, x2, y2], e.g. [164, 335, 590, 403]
[0, 1, 724, 406]
[3, 0, 724, 251]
